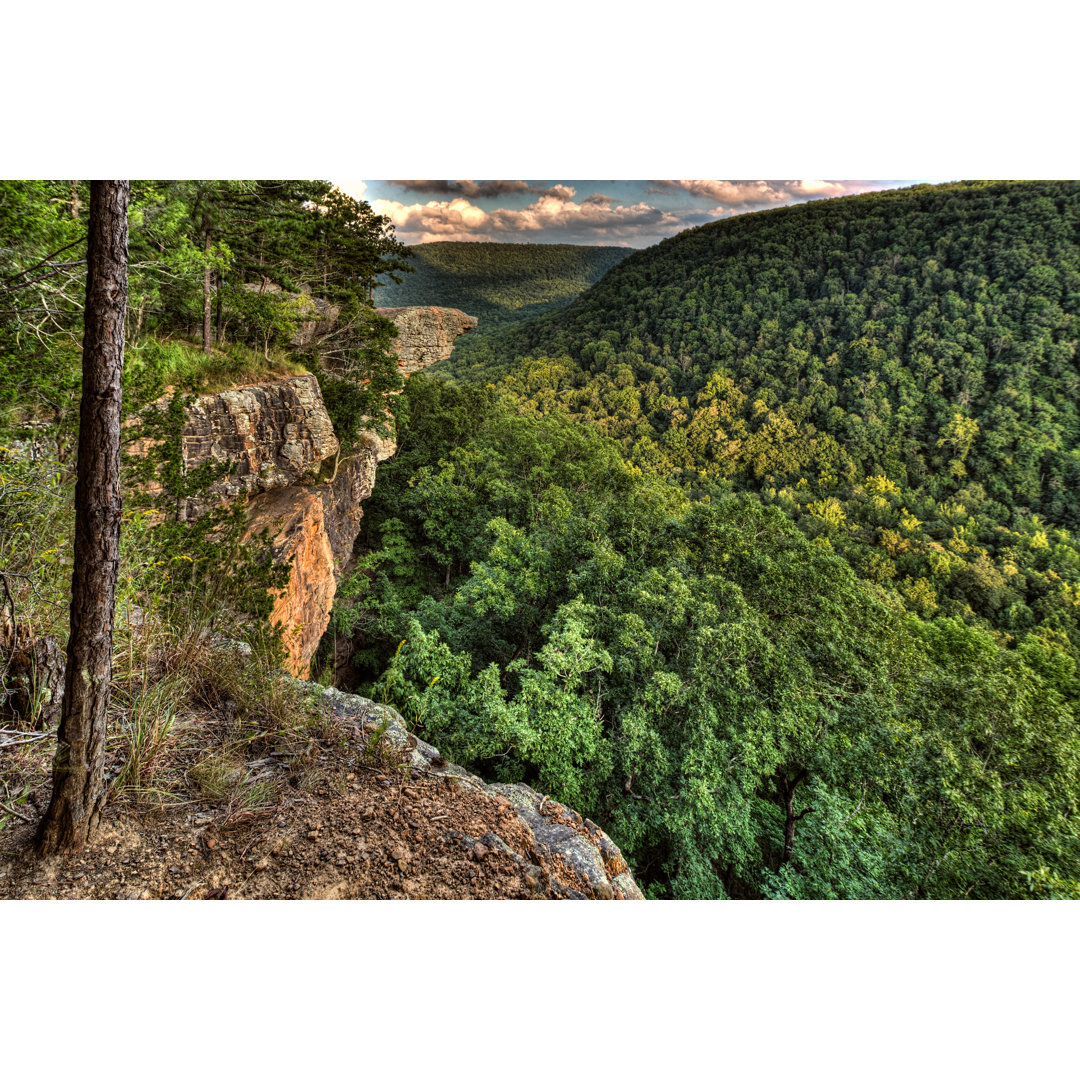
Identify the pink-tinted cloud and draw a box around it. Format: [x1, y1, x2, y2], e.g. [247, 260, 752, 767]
[373, 190, 686, 245]
[373, 181, 894, 246]
[649, 179, 883, 208]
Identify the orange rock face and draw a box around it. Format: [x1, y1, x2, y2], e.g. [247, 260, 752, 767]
[244, 486, 336, 679]
[157, 307, 477, 678]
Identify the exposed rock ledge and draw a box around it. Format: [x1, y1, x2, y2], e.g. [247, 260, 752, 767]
[376, 306, 478, 374]
[317, 684, 644, 900]
[179, 374, 339, 519]
[172, 306, 475, 677]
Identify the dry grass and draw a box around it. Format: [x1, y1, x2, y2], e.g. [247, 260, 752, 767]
[126, 338, 308, 396]
[2, 455, 332, 833]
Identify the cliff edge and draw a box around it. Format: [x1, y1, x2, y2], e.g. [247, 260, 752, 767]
[173, 306, 474, 676]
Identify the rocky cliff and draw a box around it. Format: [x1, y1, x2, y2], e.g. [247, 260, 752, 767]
[175, 307, 473, 676]
[179, 374, 339, 519]
[317, 685, 643, 899]
[234, 282, 477, 365]
[376, 306, 478, 374]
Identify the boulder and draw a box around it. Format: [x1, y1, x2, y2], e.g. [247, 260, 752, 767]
[376, 306, 478, 375]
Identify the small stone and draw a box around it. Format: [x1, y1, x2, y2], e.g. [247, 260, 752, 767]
[306, 831, 319, 840]
[472, 843, 489, 860]
[254, 857, 270, 871]
[204, 837, 216, 850]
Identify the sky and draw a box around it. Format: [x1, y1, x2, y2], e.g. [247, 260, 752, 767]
[334, 180, 921, 248]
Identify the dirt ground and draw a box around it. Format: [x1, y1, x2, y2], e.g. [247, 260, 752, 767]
[0, 719, 554, 900]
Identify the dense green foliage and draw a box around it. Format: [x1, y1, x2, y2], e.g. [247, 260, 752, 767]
[327, 182, 1080, 898]
[447, 183, 1080, 655]
[331, 375, 1080, 899]
[7, 179, 1079, 898]
[1, 180, 411, 446]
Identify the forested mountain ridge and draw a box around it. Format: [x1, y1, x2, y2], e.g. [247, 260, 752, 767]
[374, 241, 631, 373]
[5, 180, 1080, 901]
[447, 182, 1080, 653]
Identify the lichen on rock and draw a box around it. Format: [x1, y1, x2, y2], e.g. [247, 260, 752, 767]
[316, 684, 644, 900]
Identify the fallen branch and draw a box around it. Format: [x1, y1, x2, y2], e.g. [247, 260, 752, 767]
[0, 799, 33, 822]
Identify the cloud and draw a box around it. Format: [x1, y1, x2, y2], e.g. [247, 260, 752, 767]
[372, 189, 689, 246]
[649, 179, 880, 209]
[373, 181, 890, 247]
[649, 180, 791, 205]
[334, 179, 368, 201]
[387, 180, 572, 199]
[372, 197, 492, 242]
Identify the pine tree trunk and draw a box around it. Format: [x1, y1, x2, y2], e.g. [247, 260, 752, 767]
[215, 268, 223, 345]
[36, 180, 128, 856]
[203, 230, 213, 354]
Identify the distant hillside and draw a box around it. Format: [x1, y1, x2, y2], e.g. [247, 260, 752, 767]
[374, 241, 631, 375]
[465, 181, 1080, 518]
[451, 180, 1080, 651]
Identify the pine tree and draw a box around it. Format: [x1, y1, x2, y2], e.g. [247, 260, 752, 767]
[35, 180, 129, 855]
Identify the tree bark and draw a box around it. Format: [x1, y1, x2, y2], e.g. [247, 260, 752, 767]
[775, 765, 812, 866]
[214, 267, 223, 345]
[36, 180, 128, 855]
[203, 230, 213, 355]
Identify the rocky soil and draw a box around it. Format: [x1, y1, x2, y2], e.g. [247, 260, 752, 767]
[0, 685, 642, 901]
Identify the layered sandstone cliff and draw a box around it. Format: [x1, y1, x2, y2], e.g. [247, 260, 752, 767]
[174, 306, 474, 676]
[179, 375, 339, 518]
[376, 306, 478, 374]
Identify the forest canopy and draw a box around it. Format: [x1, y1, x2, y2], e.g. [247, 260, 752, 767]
[329, 181, 1080, 898]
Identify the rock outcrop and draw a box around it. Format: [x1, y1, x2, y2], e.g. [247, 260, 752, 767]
[376, 307, 478, 375]
[180, 374, 338, 519]
[317, 685, 644, 900]
[243, 426, 394, 676]
[170, 306, 475, 677]
[233, 285, 478, 370]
